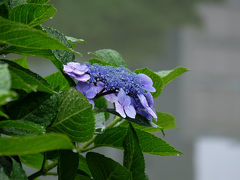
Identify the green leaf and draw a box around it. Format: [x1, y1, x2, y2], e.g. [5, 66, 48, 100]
[42, 26, 76, 69]
[86, 152, 131, 180]
[20, 153, 44, 169]
[0, 16, 70, 51]
[7, 92, 58, 128]
[91, 49, 127, 67]
[0, 120, 46, 135]
[66, 36, 84, 48]
[0, 110, 9, 118]
[45, 71, 70, 91]
[9, 0, 26, 9]
[0, 3, 8, 18]
[134, 68, 163, 98]
[78, 154, 92, 177]
[156, 67, 188, 86]
[74, 174, 91, 180]
[0, 59, 54, 94]
[0, 133, 74, 156]
[58, 150, 79, 180]
[120, 112, 176, 133]
[0, 63, 17, 106]
[27, 0, 50, 4]
[94, 113, 105, 132]
[0, 157, 27, 180]
[12, 56, 29, 69]
[50, 88, 95, 142]
[94, 97, 109, 120]
[88, 58, 112, 66]
[95, 127, 182, 156]
[0, 168, 9, 180]
[9, 4, 56, 27]
[123, 124, 147, 180]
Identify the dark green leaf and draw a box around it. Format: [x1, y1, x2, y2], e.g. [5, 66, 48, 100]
[134, 68, 163, 98]
[74, 174, 91, 180]
[0, 3, 8, 18]
[86, 152, 131, 180]
[27, 0, 50, 4]
[42, 26, 76, 69]
[0, 17, 70, 51]
[94, 97, 109, 120]
[0, 120, 46, 135]
[0, 133, 74, 156]
[78, 154, 92, 177]
[0, 109, 9, 118]
[50, 88, 95, 142]
[9, 0, 26, 9]
[12, 56, 29, 69]
[91, 49, 127, 67]
[156, 67, 188, 86]
[123, 124, 147, 180]
[58, 150, 79, 180]
[9, 4, 56, 27]
[88, 58, 112, 66]
[120, 112, 176, 133]
[20, 153, 44, 169]
[0, 59, 54, 94]
[45, 71, 70, 91]
[95, 127, 182, 156]
[7, 92, 58, 127]
[0, 157, 27, 180]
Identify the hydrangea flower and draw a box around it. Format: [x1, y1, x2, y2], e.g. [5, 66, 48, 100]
[63, 62, 157, 121]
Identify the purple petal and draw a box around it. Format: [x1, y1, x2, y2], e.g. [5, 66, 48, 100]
[145, 92, 154, 108]
[138, 73, 156, 92]
[88, 99, 95, 109]
[117, 88, 126, 105]
[115, 102, 126, 118]
[95, 82, 104, 93]
[75, 74, 90, 82]
[75, 82, 90, 94]
[104, 94, 118, 103]
[138, 94, 157, 119]
[124, 105, 136, 119]
[63, 65, 73, 73]
[85, 86, 98, 99]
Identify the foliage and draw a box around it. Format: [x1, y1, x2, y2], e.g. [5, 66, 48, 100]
[0, 0, 188, 179]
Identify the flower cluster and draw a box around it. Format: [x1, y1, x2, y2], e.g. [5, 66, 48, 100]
[63, 62, 157, 121]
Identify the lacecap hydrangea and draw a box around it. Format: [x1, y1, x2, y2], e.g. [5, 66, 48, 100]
[63, 62, 157, 121]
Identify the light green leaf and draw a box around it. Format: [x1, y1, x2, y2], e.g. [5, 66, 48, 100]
[91, 49, 127, 67]
[58, 150, 79, 180]
[86, 152, 131, 180]
[20, 153, 44, 170]
[156, 67, 188, 86]
[120, 112, 176, 133]
[27, 0, 50, 4]
[134, 68, 163, 98]
[0, 63, 17, 106]
[50, 88, 95, 142]
[0, 110, 8, 118]
[94, 127, 182, 156]
[0, 59, 54, 94]
[0, 16, 70, 51]
[123, 124, 147, 180]
[66, 36, 84, 48]
[0, 133, 74, 156]
[9, 4, 56, 27]
[12, 56, 29, 69]
[94, 113, 105, 132]
[78, 154, 92, 177]
[0, 120, 46, 135]
[45, 71, 70, 91]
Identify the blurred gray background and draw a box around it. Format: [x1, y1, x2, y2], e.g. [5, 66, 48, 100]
[23, 0, 240, 179]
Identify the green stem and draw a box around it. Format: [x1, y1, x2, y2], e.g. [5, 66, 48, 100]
[77, 116, 122, 152]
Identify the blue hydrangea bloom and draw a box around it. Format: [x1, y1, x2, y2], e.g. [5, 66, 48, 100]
[63, 62, 157, 121]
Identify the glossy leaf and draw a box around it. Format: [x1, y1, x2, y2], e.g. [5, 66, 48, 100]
[94, 127, 182, 156]
[0, 133, 74, 156]
[20, 153, 44, 169]
[123, 124, 147, 180]
[156, 67, 188, 86]
[0, 120, 46, 135]
[86, 152, 131, 180]
[45, 71, 70, 91]
[27, 0, 50, 4]
[91, 49, 127, 67]
[0, 59, 54, 94]
[12, 56, 29, 69]
[9, 4, 56, 27]
[50, 88, 95, 142]
[134, 68, 163, 98]
[0, 17, 70, 51]
[78, 154, 92, 177]
[58, 150, 79, 180]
